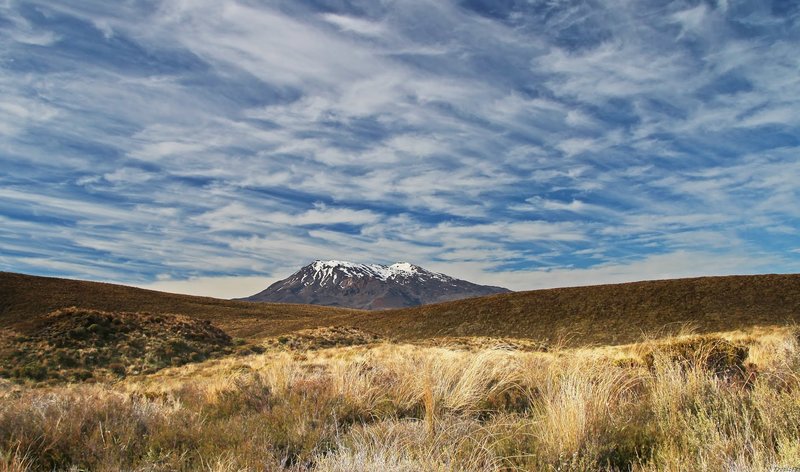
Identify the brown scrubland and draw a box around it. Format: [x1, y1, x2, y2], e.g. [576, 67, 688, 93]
[1, 271, 799, 471]
[2, 323, 799, 471]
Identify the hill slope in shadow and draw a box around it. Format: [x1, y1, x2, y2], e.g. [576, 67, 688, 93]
[0, 272, 363, 339]
[2, 271, 799, 347]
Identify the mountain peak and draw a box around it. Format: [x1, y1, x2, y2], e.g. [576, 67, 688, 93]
[311, 260, 362, 269]
[388, 262, 419, 274]
[305, 260, 445, 283]
[243, 260, 510, 309]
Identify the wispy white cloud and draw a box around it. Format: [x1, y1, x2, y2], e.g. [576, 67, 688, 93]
[0, 1, 60, 46]
[150, 1, 380, 88]
[1, 0, 798, 294]
[322, 13, 386, 37]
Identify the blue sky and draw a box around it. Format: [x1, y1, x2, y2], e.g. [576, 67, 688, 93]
[1, 0, 799, 298]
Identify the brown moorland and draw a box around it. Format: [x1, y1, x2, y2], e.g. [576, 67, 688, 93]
[2, 271, 800, 347]
[0, 307, 233, 383]
[0, 271, 364, 339]
[357, 273, 800, 346]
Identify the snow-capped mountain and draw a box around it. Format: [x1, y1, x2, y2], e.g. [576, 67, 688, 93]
[240, 260, 510, 309]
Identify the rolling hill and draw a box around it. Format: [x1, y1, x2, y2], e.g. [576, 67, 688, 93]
[2, 271, 799, 347]
[0, 271, 364, 339]
[354, 273, 800, 345]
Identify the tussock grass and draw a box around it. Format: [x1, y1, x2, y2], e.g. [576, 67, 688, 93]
[1, 326, 799, 471]
[416, 336, 549, 352]
[266, 326, 383, 351]
[314, 418, 502, 472]
[527, 361, 644, 467]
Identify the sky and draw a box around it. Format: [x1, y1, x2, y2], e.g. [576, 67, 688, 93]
[1, 0, 799, 298]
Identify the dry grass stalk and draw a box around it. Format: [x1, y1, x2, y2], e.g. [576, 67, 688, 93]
[0, 325, 799, 471]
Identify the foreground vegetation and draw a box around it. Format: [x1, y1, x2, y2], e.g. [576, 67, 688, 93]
[1, 324, 799, 471]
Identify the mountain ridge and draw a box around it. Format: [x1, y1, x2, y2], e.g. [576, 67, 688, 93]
[240, 260, 510, 309]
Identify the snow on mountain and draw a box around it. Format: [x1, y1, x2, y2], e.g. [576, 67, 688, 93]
[241, 260, 510, 310]
[303, 260, 450, 286]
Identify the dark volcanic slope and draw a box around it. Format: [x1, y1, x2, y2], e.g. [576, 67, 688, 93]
[2, 271, 800, 346]
[242, 260, 510, 309]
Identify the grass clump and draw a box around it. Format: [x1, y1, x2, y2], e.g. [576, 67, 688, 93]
[1, 325, 800, 471]
[265, 326, 383, 351]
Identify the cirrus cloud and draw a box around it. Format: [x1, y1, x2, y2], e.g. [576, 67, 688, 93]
[0, 0, 798, 298]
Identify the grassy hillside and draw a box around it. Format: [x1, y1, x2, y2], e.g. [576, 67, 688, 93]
[2, 271, 800, 347]
[360, 274, 800, 346]
[0, 271, 363, 338]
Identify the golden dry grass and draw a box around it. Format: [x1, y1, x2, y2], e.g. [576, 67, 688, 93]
[1, 325, 799, 471]
[264, 326, 384, 351]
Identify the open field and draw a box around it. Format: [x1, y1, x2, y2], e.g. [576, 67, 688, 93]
[3, 271, 800, 346]
[2, 272, 800, 470]
[1, 325, 799, 471]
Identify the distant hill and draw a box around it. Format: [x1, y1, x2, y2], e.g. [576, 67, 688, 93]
[0, 271, 363, 339]
[240, 260, 510, 309]
[357, 274, 800, 345]
[2, 271, 799, 347]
